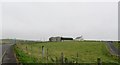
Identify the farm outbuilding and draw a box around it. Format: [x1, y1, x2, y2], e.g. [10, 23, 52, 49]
[75, 36, 83, 41]
[49, 37, 73, 42]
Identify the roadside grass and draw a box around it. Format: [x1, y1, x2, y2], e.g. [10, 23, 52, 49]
[14, 41, 118, 63]
[14, 46, 37, 63]
[113, 41, 120, 49]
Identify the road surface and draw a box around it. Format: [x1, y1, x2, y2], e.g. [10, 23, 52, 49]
[106, 41, 120, 56]
[1, 44, 17, 65]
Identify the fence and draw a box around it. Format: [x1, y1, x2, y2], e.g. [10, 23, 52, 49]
[15, 44, 103, 65]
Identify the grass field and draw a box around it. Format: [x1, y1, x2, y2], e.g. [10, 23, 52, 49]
[14, 41, 119, 64]
[0, 39, 14, 45]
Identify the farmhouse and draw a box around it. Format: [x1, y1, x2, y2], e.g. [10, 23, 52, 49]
[49, 36, 73, 42]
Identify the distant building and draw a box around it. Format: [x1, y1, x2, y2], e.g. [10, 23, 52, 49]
[49, 36, 73, 42]
[75, 36, 83, 41]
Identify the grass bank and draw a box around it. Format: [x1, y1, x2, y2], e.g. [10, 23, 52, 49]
[14, 41, 119, 64]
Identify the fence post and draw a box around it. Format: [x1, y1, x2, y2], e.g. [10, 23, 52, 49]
[39, 47, 40, 56]
[31, 46, 32, 59]
[42, 46, 44, 59]
[26, 46, 28, 53]
[61, 52, 64, 64]
[46, 48, 48, 63]
[97, 58, 102, 65]
[64, 57, 68, 63]
[31, 46, 32, 52]
[26, 46, 27, 51]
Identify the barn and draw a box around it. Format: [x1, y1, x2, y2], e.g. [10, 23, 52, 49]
[49, 37, 73, 42]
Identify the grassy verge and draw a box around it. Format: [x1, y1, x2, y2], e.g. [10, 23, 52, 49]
[14, 45, 38, 63]
[113, 41, 120, 49]
[14, 41, 119, 64]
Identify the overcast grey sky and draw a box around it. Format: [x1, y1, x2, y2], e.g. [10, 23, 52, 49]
[0, 0, 119, 2]
[1, 2, 118, 41]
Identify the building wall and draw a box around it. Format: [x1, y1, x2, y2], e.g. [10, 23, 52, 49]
[49, 37, 73, 42]
[49, 37, 62, 42]
[56, 37, 61, 42]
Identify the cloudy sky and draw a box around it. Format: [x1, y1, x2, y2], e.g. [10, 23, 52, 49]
[1, 0, 119, 41]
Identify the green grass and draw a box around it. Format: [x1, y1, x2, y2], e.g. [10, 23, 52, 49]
[0, 39, 39, 45]
[113, 41, 120, 49]
[0, 39, 14, 45]
[14, 41, 119, 64]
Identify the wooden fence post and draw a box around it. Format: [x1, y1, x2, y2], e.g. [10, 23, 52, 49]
[64, 57, 68, 63]
[97, 58, 102, 65]
[31, 46, 32, 52]
[26, 46, 28, 53]
[39, 47, 40, 56]
[31, 46, 32, 59]
[42, 46, 44, 59]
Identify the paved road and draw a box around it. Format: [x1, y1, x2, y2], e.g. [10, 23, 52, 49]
[1, 44, 17, 65]
[2, 44, 11, 54]
[0, 44, 10, 56]
[0, 44, 10, 65]
[106, 41, 120, 56]
[0, 45, 2, 63]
